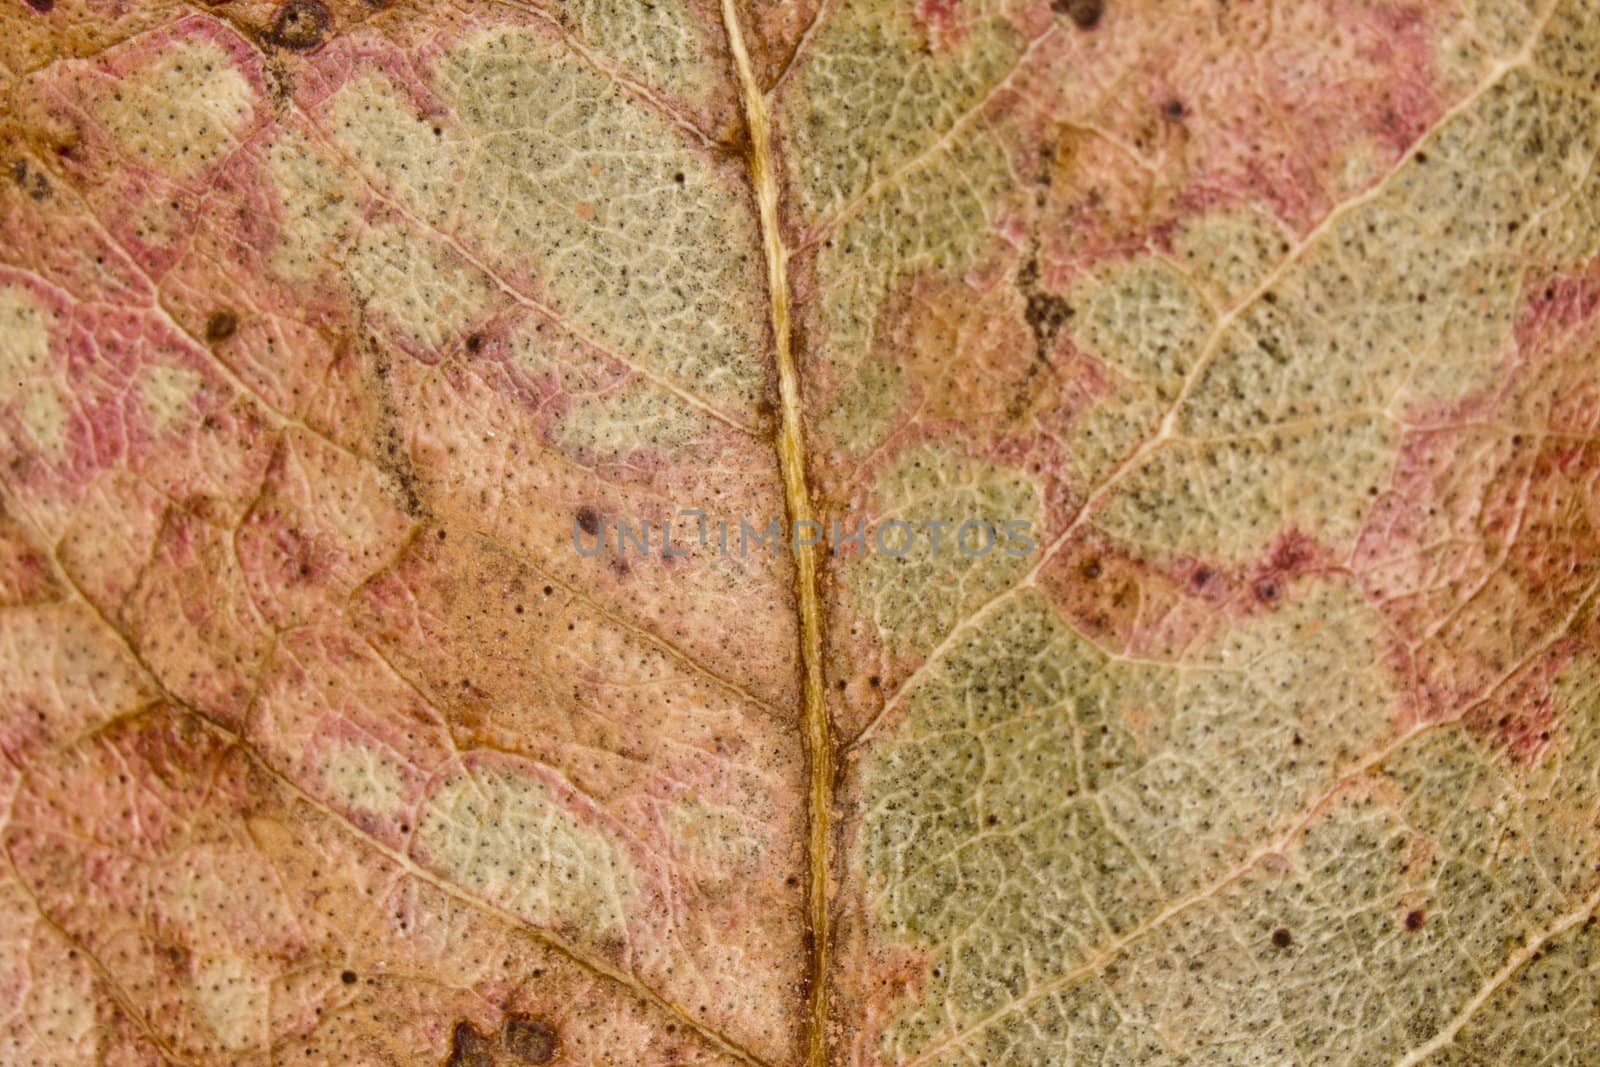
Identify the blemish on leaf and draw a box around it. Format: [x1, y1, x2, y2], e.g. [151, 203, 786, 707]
[1404, 909, 1426, 931]
[1272, 927, 1293, 948]
[11, 160, 49, 200]
[204, 310, 238, 344]
[266, 0, 331, 52]
[502, 1014, 559, 1063]
[1018, 254, 1073, 363]
[446, 1021, 493, 1067]
[1051, 0, 1103, 29]
[575, 506, 601, 537]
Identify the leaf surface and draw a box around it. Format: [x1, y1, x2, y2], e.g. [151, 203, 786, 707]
[1, 0, 1598, 1064]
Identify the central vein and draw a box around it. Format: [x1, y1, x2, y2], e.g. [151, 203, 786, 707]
[718, 4, 834, 1065]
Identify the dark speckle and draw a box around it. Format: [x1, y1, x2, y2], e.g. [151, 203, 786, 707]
[204, 310, 238, 344]
[576, 506, 601, 537]
[11, 159, 49, 200]
[1052, 0, 1103, 29]
[24, 0, 54, 12]
[1404, 909, 1426, 931]
[1163, 99, 1187, 120]
[502, 1014, 559, 1063]
[1272, 927, 1292, 948]
[266, 0, 331, 51]
[340, 970, 357, 985]
[465, 332, 484, 353]
[1253, 578, 1279, 604]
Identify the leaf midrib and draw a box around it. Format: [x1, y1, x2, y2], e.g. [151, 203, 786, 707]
[718, 6, 836, 1067]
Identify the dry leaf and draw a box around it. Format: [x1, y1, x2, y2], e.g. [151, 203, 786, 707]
[1, 0, 1598, 1064]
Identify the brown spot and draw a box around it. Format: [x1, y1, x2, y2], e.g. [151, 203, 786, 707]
[1271, 927, 1292, 948]
[575, 506, 601, 537]
[718, 122, 753, 166]
[1404, 909, 1426, 931]
[1163, 99, 1187, 120]
[502, 1014, 559, 1063]
[1080, 558, 1102, 580]
[1052, 0, 1103, 29]
[266, 0, 331, 51]
[204, 310, 238, 344]
[340, 969, 357, 984]
[24, 0, 54, 12]
[1018, 254, 1073, 362]
[1253, 577, 1279, 603]
[446, 1021, 493, 1067]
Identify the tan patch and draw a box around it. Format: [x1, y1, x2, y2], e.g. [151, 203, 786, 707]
[265, 130, 358, 284]
[320, 743, 409, 816]
[192, 955, 270, 1053]
[0, 285, 68, 454]
[346, 220, 495, 352]
[92, 39, 254, 178]
[415, 765, 637, 947]
[326, 37, 769, 412]
[140, 365, 203, 430]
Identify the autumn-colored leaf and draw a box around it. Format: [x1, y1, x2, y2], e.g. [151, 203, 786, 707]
[1, 0, 1598, 1064]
